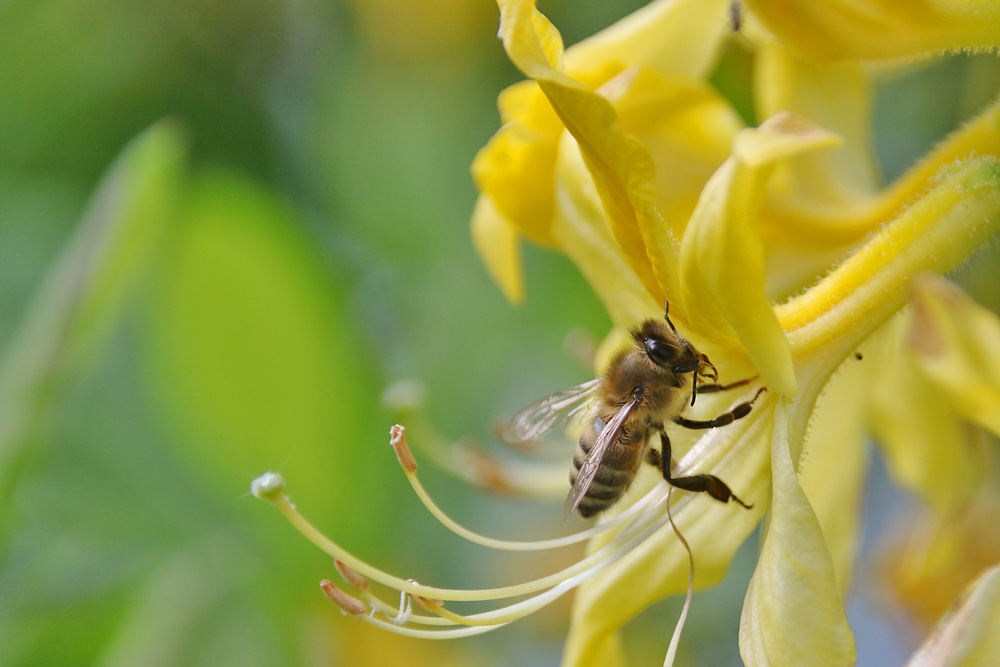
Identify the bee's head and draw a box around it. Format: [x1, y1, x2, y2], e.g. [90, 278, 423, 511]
[632, 319, 701, 374]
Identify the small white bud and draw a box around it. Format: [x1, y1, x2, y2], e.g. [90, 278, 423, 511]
[250, 471, 286, 503]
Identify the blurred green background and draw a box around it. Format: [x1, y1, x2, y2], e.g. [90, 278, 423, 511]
[0, 1, 998, 666]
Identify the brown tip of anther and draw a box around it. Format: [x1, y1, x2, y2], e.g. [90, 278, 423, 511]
[334, 560, 370, 591]
[320, 580, 366, 616]
[406, 578, 443, 610]
[389, 425, 418, 473]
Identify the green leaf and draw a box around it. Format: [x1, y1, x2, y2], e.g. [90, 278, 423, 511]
[144, 167, 394, 547]
[0, 121, 186, 523]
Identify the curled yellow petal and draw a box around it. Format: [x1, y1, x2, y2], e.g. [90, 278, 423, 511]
[471, 119, 558, 248]
[782, 158, 1000, 361]
[739, 401, 856, 667]
[746, 0, 1000, 64]
[802, 96, 1000, 249]
[758, 86, 1000, 251]
[681, 112, 841, 397]
[908, 562, 1000, 667]
[470, 196, 524, 304]
[907, 274, 1000, 437]
[498, 0, 680, 310]
[549, 136, 660, 327]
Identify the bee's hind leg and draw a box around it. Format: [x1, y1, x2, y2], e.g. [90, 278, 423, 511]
[647, 432, 753, 509]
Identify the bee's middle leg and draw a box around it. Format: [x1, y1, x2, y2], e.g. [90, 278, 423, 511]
[646, 433, 752, 509]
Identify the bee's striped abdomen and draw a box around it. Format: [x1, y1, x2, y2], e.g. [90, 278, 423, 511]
[570, 429, 644, 518]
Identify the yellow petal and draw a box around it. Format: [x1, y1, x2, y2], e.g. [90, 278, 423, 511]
[550, 135, 661, 327]
[798, 340, 872, 595]
[754, 40, 880, 233]
[739, 401, 855, 667]
[884, 98, 1000, 212]
[879, 491, 1000, 630]
[497, 78, 563, 131]
[814, 96, 1000, 247]
[782, 158, 1000, 361]
[681, 112, 841, 397]
[498, 0, 679, 310]
[908, 562, 1000, 667]
[907, 275, 1000, 437]
[565, 0, 731, 80]
[563, 393, 776, 667]
[745, 0, 1000, 64]
[471, 118, 558, 248]
[605, 65, 744, 250]
[470, 196, 524, 304]
[757, 91, 1000, 258]
[561, 633, 625, 667]
[869, 316, 986, 515]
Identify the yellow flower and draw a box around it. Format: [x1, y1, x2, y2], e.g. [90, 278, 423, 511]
[475, 1, 1000, 664]
[871, 275, 1000, 628]
[257, 1, 1000, 665]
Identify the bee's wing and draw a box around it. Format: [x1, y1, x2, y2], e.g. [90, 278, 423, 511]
[499, 378, 602, 446]
[564, 398, 638, 518]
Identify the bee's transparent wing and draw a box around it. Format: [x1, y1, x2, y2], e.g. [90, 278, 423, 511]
[564, 398, 637, 518]
[499, 378, 602, 446]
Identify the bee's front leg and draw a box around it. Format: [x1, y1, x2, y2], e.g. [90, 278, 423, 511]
[674, 387, 766, 429]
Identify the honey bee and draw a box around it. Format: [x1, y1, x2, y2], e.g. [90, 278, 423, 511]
[502, 302, 764, 518]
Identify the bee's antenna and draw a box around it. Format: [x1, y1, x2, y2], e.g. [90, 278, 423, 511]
[663, 299, 678, 333]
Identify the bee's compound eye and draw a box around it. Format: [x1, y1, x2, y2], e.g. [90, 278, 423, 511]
[644, 338, 676, 366]
[672, 357, 699, 373]
[646, 337, 700, 373]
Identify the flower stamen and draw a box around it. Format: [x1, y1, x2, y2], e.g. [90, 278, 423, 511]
[320, 580, 366, 616]
[392, 424, 668, 551]
[334, 559, 370, 591]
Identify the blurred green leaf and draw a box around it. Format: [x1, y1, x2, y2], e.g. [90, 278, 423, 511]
[0, 0, 286, 183]
[95, 535, 278, 667]
[145, 167, 396, 549]
[0, 121, 187, 525]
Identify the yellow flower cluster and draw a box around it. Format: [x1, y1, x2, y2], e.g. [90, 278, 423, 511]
[258, 1, 1000, 665]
